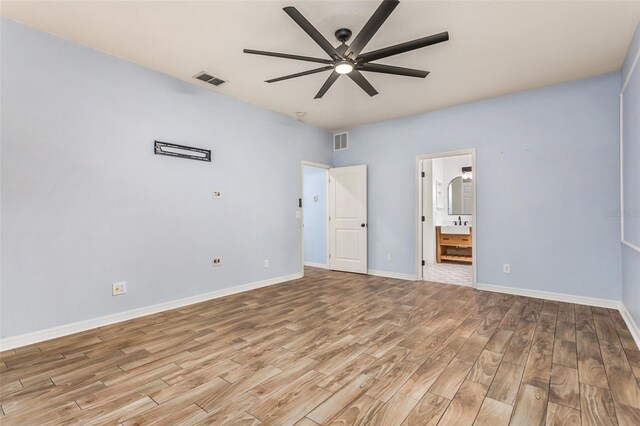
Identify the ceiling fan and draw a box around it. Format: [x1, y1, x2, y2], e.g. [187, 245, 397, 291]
[243, 0, 449, 99]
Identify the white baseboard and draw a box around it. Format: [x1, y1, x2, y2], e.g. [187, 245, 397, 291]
[368, 269, 417, 281]
[0, 272, 302, 351]
[622, 239, 640, 253]
[3, 273, 635, 352]
[620, 302, 640, 350]
[476, 283, 620, 309]
[304, 262, 328, 269]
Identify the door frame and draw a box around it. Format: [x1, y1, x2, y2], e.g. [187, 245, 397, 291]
[415, 149, 477, 287]
[300, 161, 330, 276]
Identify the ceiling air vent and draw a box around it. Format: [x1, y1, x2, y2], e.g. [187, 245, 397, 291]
[194, 72, 226, 86]
[334, 132, 348, 151]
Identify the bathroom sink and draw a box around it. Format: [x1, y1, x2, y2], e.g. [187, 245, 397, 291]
[441, 226, 471, 235]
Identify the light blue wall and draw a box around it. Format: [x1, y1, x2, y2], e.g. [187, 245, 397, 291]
[333, 73, 622, 300]
[0, 19, 331, 338]
[303, 166, 328, 265]
[621, 21, 640, 327]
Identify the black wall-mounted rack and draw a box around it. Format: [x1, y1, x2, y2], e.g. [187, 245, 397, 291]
[154, 140, 211, 162]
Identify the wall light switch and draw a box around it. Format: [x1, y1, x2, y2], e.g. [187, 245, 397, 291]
[295, 211, 301, 219]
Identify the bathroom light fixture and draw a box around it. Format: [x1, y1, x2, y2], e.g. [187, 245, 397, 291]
[334, 61, 354, 75]
[462, 166, 472, 180]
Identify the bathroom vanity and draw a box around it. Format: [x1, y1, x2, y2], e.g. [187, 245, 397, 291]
[436, 226, 472, 263]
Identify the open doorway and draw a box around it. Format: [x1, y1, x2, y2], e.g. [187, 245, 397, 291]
[300, 161, 368, 276]
[417, 150, 476, 287]
[301, 162, 329, 273]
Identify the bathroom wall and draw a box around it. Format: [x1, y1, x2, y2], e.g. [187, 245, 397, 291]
[433, 155, 473, 226]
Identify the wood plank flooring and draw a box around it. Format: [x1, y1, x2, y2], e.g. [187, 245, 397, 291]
[1, 267, 639, 425]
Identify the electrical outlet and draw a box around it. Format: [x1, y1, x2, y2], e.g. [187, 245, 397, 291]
[212, 191, 222, 199]
[212, 257, 222, 266]
[264, 259, 269, 268]
[386, 254, 392, 262]
[112, 281, 127, 296]
[503, 264, 511, 274]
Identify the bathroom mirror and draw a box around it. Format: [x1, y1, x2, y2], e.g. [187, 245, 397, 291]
[448, 176, 473, 215]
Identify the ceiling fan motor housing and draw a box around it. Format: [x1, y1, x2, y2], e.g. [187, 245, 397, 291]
[335, 28, 352, 43]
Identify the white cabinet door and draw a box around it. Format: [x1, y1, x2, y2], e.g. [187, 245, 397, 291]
[329, 165, 367, 274]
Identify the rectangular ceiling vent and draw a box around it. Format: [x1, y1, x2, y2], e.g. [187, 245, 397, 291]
[334, 132, 348, 151]
[194, 72, 226, 86]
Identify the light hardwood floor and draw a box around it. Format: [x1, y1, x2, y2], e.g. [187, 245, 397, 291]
[1, 267, 640, 425]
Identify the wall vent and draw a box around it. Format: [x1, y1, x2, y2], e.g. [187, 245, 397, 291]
[194, 72, 226, 86]
[333, 132, 348, 151]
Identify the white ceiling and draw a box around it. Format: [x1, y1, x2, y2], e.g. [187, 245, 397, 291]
[3, 1, 640, 130]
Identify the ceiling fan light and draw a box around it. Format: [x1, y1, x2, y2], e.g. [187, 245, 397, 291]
[335, 61, 354, 74]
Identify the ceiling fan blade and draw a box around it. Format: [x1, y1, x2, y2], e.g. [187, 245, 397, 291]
[358, 31, 449, 63]
[358, 63, 429, 78]
[266, 66, 334, 83]
[315, 71, 340, 99]
[348, 70, 378, 97]
[345, 0, 399, 59]
[283, 7, 341, 60]
[244, 49, 332, 64]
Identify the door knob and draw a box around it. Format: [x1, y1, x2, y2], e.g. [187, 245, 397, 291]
[361, 223, 366, 228]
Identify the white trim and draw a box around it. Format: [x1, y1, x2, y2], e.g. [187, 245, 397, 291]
[623, 239, 640, 252]
[301, 161, 331, 170]
[476, 283, 620, 309]
[367, 269, 417, 281]
[0, 272, 302, 351]
[620, 42, 640, 253]
[620, 302, 640, 350]
[620, 92, 625, 243]
[621, 40, 640, 93]
[300, 161, 331, 276]
[415, 149, 477, 288]
[304, 261, 328, 269]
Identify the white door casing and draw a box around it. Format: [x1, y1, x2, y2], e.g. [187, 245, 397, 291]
[421, 160, 436, 277]
[329, 165, 367, 274]
[415, 149, 477, 287]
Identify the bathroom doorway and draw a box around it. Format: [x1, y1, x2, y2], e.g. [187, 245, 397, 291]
[416, 150, 476, 287]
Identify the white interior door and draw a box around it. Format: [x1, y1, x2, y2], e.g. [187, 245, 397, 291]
[329, 165, 367, 274]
